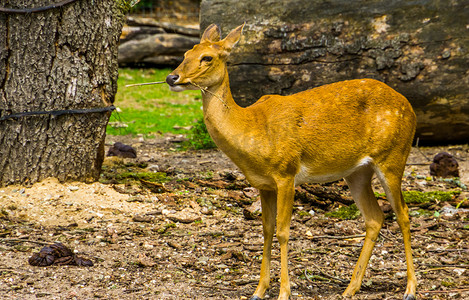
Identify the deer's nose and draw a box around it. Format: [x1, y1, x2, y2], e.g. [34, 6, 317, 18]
[166, 74, 179, 86]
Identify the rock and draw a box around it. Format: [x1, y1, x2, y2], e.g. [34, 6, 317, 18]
[378, 199, 393, 213]
[243, 187, 259, 199]
[132, 214, 154, 223]
[430, 152, 459, 178]
[107, 142, 137, 158]
[243, 199, 261, 220]
[118, 33, 199, 66]
[166, 208, 201, 223]
[28, 243, 93, 267]
[200, 0, 469, 144]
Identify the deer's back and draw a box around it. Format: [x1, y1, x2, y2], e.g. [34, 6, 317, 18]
[239, 78, 416, 184]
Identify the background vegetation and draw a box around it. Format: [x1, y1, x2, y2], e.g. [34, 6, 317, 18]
[109, 68, 216, 149]
[109, 68, 200, 134]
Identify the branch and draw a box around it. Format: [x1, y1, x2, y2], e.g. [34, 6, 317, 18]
[0, 0, 79, 14]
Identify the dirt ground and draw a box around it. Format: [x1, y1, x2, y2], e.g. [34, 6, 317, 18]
[0, 135, 468, 300]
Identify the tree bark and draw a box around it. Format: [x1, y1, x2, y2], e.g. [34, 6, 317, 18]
[0, 0, 128, 186]
[200, 0, 469, 144]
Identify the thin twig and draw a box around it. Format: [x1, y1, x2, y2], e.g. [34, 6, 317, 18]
[125, 81, 166, 87]
[310, 262, 348, 284]
[309, 234, 365, 240]
[189, 81, 229, 108]
[419, 288, 469, 294]
[196, 283, 236, 291]
[418, 267, 460, 273]
[0, 238, 50, 246]
[419, 264, 468, 269]
[427, 249, 469, 252]
[415, 137, 432, 162]
[175, 266, 194, 279]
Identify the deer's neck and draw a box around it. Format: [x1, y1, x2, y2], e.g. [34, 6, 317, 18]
[201, 69, 247, 153]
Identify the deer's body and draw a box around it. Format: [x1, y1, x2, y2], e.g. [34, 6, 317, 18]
[203, 78, 414, 189]
[167, 24, 417, 300]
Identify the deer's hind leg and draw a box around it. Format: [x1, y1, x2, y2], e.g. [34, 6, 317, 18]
[343, 164, 384, 297]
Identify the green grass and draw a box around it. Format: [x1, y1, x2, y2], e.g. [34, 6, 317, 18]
[375, 191, 461, 204]
[185, 119, 217, 149]
[325, 204, 361, 220]
[108, 68, 203, 136]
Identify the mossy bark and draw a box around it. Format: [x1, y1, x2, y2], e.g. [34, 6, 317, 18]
[0, 0, 128, 186]
[201, 0, 469, 144]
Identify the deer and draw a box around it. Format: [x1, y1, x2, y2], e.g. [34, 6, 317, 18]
[166, 23, 417, 300]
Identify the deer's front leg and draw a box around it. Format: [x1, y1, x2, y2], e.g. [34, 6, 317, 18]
[276, 179, 295, 300]
[251, 190, 277, 300]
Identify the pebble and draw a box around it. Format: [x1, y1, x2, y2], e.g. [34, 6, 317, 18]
[453, 268, 465, 276]
[68, 186, 79, 191]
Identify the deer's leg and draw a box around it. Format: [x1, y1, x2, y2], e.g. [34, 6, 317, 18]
[275, 179, 295, 300]
[251, 189, 277, 300]
[343, 165, 384, 297]
[376, 167, 417, 300]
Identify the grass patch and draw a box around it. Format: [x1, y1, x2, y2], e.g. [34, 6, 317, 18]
[108, 68, 203, 136]
[100, 160, 170, 185]
[184, 119, 217, 150]
[403, 191, 460, 204]
[374, 191, 460, 204]
[325, 204, 361, 220]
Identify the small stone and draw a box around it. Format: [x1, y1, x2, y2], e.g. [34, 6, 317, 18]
[395, 271, 406, 278]
[453, 268, 465, 276]
[166, 209, 201, 224]
[147, 164, 160, 172]
[133, 214, 154, 223]
[143, 242, 154, 250]
[243, 199, 261, 220]
[68, 186, 79, 191]
[441, 50, 451, 59]
[201, 207, 213, 215]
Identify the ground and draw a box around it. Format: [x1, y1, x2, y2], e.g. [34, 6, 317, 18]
[0, 135, 468, 300]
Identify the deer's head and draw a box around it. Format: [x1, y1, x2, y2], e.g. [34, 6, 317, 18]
[166, 24, 244, 92]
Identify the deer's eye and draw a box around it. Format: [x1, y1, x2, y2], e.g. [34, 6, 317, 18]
[201, 56, 213, 62]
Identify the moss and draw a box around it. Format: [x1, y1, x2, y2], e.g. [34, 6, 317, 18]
[297, 210, 311, 217]
[116, 0, 133, 13]
[441, 279, 456, 287]
[375, 191, 460, 204]
[115, 172, 170, 183]
[403, 191, 460, 204]
[325, 204, 361, 220]
[100, 160, 171, 185]
[409, 209, 433, 217]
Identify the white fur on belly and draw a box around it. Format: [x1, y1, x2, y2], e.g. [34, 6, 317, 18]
[294, 156, 373, 186]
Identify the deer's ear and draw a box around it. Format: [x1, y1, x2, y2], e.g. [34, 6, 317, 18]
[201, 24, 221, 42]
[221, 23, 245, 51]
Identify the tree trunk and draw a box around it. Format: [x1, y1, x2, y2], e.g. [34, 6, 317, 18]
[0, 0, 129, 186]
[200, 0, 469, 144]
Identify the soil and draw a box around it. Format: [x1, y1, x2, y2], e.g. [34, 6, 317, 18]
[0, 135, 468, 300]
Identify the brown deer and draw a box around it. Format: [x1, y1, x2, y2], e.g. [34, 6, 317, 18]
[166, 24, 417, 300]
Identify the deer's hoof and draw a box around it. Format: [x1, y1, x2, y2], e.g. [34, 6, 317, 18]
[404, 294, 416, 300]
